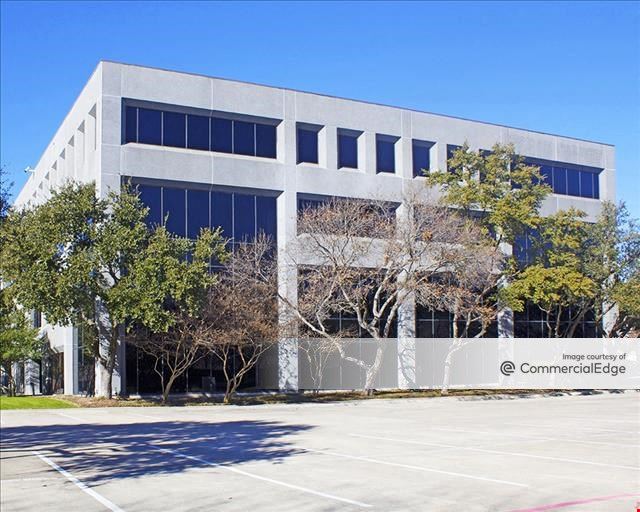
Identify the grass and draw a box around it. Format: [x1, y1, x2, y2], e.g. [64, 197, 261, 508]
[0, 396, 78, 410]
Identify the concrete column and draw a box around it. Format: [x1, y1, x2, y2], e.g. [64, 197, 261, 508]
[324, 125, 338, 171]
[396, 202, 416, 388]
[363, 131, 377, 175]
[64, 326, 78, 395]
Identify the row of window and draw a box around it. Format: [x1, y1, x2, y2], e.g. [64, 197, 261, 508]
[125, 106, 278, 158]
[135, 183, 277, 243]
[530, 160, 600, 199]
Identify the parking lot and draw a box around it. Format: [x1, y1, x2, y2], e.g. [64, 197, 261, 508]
[1, 392, 638, 511]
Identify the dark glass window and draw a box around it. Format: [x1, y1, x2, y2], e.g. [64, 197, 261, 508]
[567, 168, 580, 196]
[338, 132, 358, 169]
[187, 115, 210, 151]
[553, 166, 567, 195]
[297, 127, 319, 164]
[256, 196, 277, 239]
[539, 165, 553, 186]
[212, 118, 233, 153]
[187, 189, 209, 239]
[162, 111, 186, 148]
[376, 135, 396, 173]
[163, 187, 186, 237]
[137, 184, 162, 228]
[211, 191, 233, 238]
[580, 171, 594, 199]
[593, 173, 600, 199]
[234, 121, 255, 156]
[412, 140, 432, 177]
[138, 108, 162, 145]
[234, 194, 255, 242]
[256, 124, 277, 158]
[447, 144, 462, 167]
[125, 106, 137, 143]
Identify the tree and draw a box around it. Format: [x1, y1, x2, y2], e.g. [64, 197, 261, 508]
[0, 290, 41, 396]
[0, 166, 13, 221]
[424, 143, 551, 245]
[277, 196, 492, 394]
[206, 238, 280, 403]
[125, 225, 226, 402]
[504, 203, 640, 337]
[0, 182, 226, 397]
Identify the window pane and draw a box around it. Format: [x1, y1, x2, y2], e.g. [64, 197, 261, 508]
[256, 196, 277, 240]
[412, 142, 430, 177]
[211, 191, 233, 239]
[567, 168, 580, 196]
[137, 184, 162, 228]
[233, 121, 255, 156]
[580, 171, 594, 198]
[338, 133, 358, 169]
[138, 108, 162, 145]
[539, 165, 553, 186]
[211, 118, 232, 153]
[297, 128, 319, 164]
[376, 136, 395, 173]
[256, 124, 277, 158]
[593, 173, 600, 199]
[446, 144, 461, 171]
[553, 166, 567, 194]
[187, 189, 209, 239]
[125, 106, 137, 143]
[187, 115, 210, 151]
[163, 187, 186, 237]
[163, 111, 186, 148]
[233, 193, 255, 242]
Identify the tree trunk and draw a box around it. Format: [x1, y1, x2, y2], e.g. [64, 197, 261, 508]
[362, 343, 386, 395]
[162, 374, 178, 403]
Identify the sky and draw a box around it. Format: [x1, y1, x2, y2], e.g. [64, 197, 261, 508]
[1, 1, 639, 217]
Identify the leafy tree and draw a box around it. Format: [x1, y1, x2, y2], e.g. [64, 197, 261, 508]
[0, 182, 226, 397]
[424, 143, 551, 245]
[0, 166, 13, 221]
[0, 290, 41, 396]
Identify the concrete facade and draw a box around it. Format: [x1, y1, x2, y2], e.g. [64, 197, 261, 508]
[14, 61, 615, 395]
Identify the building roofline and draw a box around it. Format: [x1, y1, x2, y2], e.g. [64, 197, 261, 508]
[101, 59, 615, 148]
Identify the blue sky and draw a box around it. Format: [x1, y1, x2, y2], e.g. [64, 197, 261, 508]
[1, 1, 639, 217]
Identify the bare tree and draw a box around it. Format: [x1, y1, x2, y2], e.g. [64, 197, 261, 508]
[206, 240, 280, 403]
[278, 196, 479, 395]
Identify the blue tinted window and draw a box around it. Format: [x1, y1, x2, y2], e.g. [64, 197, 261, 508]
[138, 108, 162, 145]
[553, 166, 567, 195]
[338, 132, 358, 169]
[234, 121, 255, 156]
[137, 184, 162, 228]
[212, 118, 233, 153]
[234, 194, 255, 242]
[211, 191, 233, 238]
[163, 111, 186, 148]
[567, 169, 580, 196]
[580, 171, 594, 199]
[163, 187, 186, 237]
[256, 196, 277, 239]
[187, 189, 209, 239]
[593, 173, 600, 199]
[376, 136, 395, 173]
[256, 124, 277, 158]
[297, 128, 319, 164]
[125, 106, 137, 143]
[187, 115, 210, 151]
[539, 165, 553, 186]
[412, 140, 431, 177]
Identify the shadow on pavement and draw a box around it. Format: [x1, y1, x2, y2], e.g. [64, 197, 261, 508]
[0, 420, 312, 482]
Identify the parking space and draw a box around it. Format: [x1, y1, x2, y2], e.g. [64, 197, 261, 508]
[1, 393, 638, 511]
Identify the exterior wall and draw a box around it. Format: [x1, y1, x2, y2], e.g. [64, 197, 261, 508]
[14, 61, 615, 394]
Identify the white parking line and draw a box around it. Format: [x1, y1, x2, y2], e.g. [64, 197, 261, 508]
[32, 451, 125, 512]
[428, 426, 633, 447]
[350, 433, 639, 471]
[301, 447, 529, 488]
[53, 411, 86, 422]
[154, 446, 372, 508]
[509, 423, 639, 435]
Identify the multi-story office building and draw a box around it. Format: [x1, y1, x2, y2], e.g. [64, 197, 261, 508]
[14, 61, 615, 396]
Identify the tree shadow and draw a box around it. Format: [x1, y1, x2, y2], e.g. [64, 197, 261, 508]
[0, 420, 312, 483]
